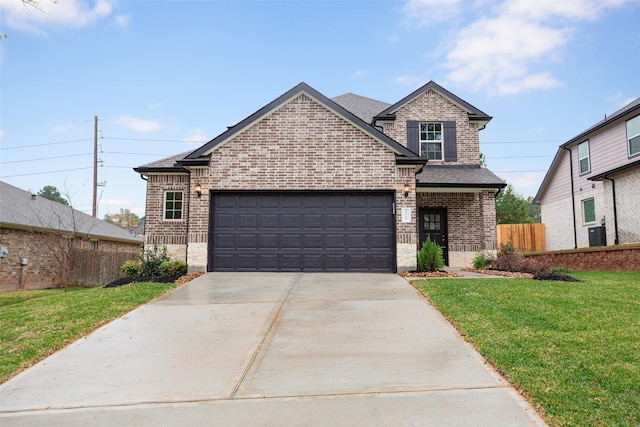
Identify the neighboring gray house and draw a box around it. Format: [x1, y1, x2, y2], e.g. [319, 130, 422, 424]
[135, 81, 505, 272]
[535, 98, 640, 250]
[0, 181, 143, 290]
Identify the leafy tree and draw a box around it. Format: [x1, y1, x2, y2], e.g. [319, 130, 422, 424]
[104, 209, 141, 230]
[37, 185, 69, 205]
[496, 184, 540, 224]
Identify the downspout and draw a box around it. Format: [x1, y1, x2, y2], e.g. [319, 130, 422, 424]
[562, 146, 578, 249]
[603, 176, 619, 245]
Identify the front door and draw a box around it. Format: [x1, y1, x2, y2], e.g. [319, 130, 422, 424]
[419, 208, 449, 266]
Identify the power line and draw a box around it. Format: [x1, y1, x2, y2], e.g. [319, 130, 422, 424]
[102, 137, 207, 143]
[0, 167, 93, 178]
[487, 155, 553, 159]
[495, 170, 548, 173]
[102, 151, 174, 156]
[0, 153, 92, 165]
[482, 139, 563, 144]
[0, 139, 92, 150]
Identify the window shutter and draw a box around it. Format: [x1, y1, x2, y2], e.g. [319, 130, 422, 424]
[406, 121, 419, 155]
[443, 121, 457, 162]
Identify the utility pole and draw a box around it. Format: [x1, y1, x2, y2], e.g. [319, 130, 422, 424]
[92, 115, 98, 217]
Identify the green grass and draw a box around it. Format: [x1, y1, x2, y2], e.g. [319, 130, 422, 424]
[0, 282, 178, 383]
[414, 271, 640, 427]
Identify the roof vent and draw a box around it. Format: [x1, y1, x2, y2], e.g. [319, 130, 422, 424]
[30, 194, 36, 200]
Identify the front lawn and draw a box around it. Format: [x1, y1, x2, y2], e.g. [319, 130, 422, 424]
[0, 282, 177, 383]
[414, 271, 640, 427]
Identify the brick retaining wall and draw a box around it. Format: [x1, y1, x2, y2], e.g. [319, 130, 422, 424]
[524, 245, 640, 271]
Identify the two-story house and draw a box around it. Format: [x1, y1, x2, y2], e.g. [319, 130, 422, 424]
[535, 97, 640, 251]
[135, 81, 505, 272]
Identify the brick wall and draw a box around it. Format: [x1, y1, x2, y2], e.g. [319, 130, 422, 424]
[613, 167, 640, 244]
[143, 174, 189, 246]
[382, 89, 480, 166]
[0, 226, 141, 291]
[525, 245, 640, 271]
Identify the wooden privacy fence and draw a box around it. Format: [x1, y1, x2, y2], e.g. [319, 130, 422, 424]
[69, 248, 141, 287]
[497, 223, 546, 253]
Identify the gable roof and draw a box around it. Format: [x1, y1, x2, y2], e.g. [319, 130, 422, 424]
[374, 81, 492, 128]
[0, 181, 143, 244]
[561, 97, 640, 148]
[331, 93, 391, 124]
[534, 97, 640, 202]
[416, 165, 506, 189]
[181, 82, 421, 164]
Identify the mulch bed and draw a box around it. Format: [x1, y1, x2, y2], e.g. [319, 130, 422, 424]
[400, 270, 463, 278]
[104, 271, 205, 288]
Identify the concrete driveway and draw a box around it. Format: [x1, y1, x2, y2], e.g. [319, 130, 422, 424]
[1, 273, 547, 426]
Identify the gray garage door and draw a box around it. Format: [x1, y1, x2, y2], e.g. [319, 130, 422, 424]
[208, 191, 395, 272]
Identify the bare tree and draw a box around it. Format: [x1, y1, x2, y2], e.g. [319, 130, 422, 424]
[29, 186, 94, 291]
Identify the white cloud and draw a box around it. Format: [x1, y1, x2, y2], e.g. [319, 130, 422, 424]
[401, 0, 462, 26]
[112, 115, 160, 132]
[114, 14, 130, 29]
[101, 198, 145, 217]
[607, 92, 638, 111]
[0, 129, 4, 137]
[497, 171, 546, 191]
[0, 0, 115, 33]
[402, 0, 637, 95]
[387, 33, 400, 43]
[353, 70, 365, 78]
[148, 102, 161, 111]
[182, 128, 207, 145]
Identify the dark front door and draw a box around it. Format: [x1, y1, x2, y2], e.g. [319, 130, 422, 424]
[208, 191, 396, 272]
[419, 208, 448, 266]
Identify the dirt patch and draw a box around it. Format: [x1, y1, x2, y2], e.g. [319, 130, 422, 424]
[104, 272, 204, 288]
[175, 271, 205, 284]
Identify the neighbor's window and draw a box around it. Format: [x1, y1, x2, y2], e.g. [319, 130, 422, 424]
[164, 191, 183, 220]
[582, 198, 596, 224]
[578, 140, 590, 175]
[627, 115, 640, 157]
[419, 122, 443, 160]
[89, 241, 98, 250]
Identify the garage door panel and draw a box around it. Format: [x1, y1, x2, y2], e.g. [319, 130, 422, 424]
[214, 213, 236, 228]
[370, 213, 393, 229]
[236, 234, 257, 249]
[209, 192, 395, 272]
[281, 214, 301, 229]
[325, 214, 346, 229]
[257, 234, 279, 249]
[258, 213, 279, 229]
[281, 234, 301, 249]
[237, 214, 257, 229]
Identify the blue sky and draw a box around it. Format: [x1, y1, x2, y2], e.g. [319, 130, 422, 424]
[1, 0, 639, 217]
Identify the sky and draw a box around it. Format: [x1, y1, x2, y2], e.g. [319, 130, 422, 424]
[1, 0, 639, 217]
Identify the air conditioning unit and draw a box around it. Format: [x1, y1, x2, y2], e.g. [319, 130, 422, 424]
[588, 226, 607, 247]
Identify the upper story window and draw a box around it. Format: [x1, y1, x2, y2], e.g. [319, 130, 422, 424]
[419, 122, 443, 160]
[164, 191, 183, 220]
[578, 141, 590, 175]
[627, 115, 640, 157]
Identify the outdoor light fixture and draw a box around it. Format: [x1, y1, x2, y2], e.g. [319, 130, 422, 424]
[195, 182, 202, 198]
[403, 182, 410, 198]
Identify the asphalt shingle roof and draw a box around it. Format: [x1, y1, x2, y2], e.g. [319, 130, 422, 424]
[0, 181, 143, 243]
[331, 93, 391, 124]
[416, 165, 506, 188]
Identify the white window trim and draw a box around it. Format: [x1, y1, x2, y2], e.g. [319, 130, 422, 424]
[163, 190, 184, 221]
[578, 140, 590, 175]
[626, 115, 640, 158]
[419, 122, 443, 161]
[582, 197, 596, 225]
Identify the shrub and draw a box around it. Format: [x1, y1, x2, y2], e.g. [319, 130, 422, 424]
[472, 251, 490, 269]
[159, 260, 188, 277]
[417, 237, 445, 272]
[121, 259, 141, 277]
[138, 245, 170, 277]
